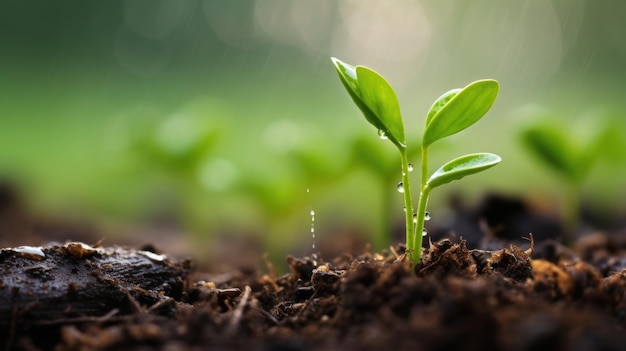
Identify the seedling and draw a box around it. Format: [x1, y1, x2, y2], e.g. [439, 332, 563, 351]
[349, 134, 419, 251]
[331, 57, 500, 266]
[520, 119, 610, 245]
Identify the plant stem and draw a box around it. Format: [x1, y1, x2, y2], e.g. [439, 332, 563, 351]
[412, 185, 431, 266]
[562, 181, 580, 246]
[399, 148, 415, 259]
[409, 146, 430, 267]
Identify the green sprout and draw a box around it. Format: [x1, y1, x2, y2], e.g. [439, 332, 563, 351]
[331, 57, 501, 266]
[520, 118, 610, 245]
[349, 133, 419, 251]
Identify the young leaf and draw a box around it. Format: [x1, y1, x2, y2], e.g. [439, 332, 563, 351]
[423, 80, 499, 147]
[520, 125, 588, 183]
[425, 88, 461, 127]
[331, 57, 406, 149]
[426, 153, 501, 189]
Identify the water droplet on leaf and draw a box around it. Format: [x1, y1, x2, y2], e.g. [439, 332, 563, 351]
[408, 163, 414, 172]
[413, 213, 418, 223]
[425, 211, 431, 221]
[378, 129, 388, 139]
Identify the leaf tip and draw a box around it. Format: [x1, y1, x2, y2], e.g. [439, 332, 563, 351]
[479, 79, 500, 93]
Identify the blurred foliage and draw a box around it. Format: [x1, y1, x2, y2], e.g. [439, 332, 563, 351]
[1, 0, 626, 255]
[518, 107, 626, 243]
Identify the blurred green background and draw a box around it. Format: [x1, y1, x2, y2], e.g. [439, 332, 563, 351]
[1, 0, 625, 258]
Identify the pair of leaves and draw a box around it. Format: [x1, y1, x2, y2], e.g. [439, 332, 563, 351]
[424, 80, 500, 187]
[331, 57, 500, 188]
[331, 58, 406, 149]
[332, 57, 499, 151]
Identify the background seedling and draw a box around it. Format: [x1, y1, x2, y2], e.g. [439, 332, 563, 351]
[331, 57, 500, 266]
[349, 134, 420, 251]
[128, 113, 225, 231]
[520, 114, 620, 245]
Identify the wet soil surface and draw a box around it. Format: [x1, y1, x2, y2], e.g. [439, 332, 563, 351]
[2, 187, 626, 350]
[2, 236, 626, 351]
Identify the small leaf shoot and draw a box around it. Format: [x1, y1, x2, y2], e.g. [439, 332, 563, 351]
[427, 153, 502, 190]
[331, 57, 500, 268]
[423, 80, 499, 147]
[331, 58, 406, 149]
[520, 118, 610, 245]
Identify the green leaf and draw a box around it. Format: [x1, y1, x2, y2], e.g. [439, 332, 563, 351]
[425, 88, 460, 127]
[520, 125, 588, 183]
[427, 153, 501, 189]
[423, 80, 499, 147]
[331, 57, 406, 149]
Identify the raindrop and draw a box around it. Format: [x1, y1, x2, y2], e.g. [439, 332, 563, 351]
[412, 213, 418, 223]
[422, 228, 428, 236]
[396, 182, 404, 193]
[310, 208, 316, 249]
[408, 163, 414, 172]
[425, 211, 431, 221]
[378, 129, 388, 139]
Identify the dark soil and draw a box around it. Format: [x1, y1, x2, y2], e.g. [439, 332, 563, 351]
[2, 187, 626, 350]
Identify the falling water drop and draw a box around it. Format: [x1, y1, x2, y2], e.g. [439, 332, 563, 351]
[408, 163, 414, 172]
[310, 209, 316, 249]
[378, 129, 388, 139]
[307, 188, 316, 250]
[396, 182, 404, 193]
[425, 211, 431, 221]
